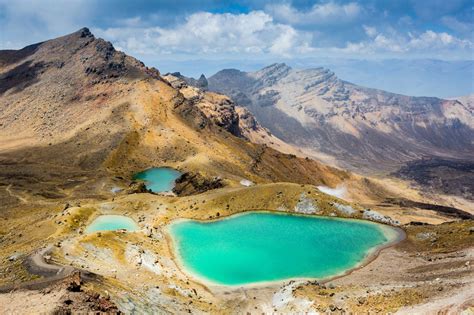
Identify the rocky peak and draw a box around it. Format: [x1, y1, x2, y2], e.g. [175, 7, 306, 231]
[260, 63, 291, 73]
[0, 27, 160, 95]
[214, 68, 245, 76]
[162, 73, 188, 89]
[77, 27, 93, 38]
[251, 63, 291, 87]
[197, 74, 208, 89]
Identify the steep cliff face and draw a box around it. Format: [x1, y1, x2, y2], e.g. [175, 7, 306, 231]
[209, 63, 474, 173]
[162, 73, 306, 157]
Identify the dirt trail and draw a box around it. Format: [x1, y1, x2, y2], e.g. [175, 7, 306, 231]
[26, 246, 74, 277]
[0, 246, 94, 293]
[5, 184, 28, 203]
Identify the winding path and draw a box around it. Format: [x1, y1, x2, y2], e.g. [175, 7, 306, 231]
[5, 184, 28, 203]
[0, 246, 95, 293]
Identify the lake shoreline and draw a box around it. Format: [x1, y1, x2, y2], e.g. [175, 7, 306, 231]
[164, 210, 406, 290]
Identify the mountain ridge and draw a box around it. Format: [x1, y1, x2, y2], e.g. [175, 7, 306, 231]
[208, 63, 474, 174]
[0, 28, 350, 192]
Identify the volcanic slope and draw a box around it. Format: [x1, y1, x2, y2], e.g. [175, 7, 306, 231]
[0, 29, 349, 196]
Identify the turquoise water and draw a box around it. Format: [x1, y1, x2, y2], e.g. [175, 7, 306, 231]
[169, 212, 399, 286]
[85, 215, 139, 233]
[133, 167, 182, 193]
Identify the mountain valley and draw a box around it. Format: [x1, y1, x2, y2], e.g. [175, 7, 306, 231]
[0, 29, 473, 314]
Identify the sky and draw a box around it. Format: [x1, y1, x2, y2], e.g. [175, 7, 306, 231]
[0, 0, 473, 81]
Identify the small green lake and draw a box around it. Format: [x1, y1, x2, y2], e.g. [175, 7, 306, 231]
[85, 215, 139, 233]
[133, 167, 182, 193]
[169, 212, 400, 286]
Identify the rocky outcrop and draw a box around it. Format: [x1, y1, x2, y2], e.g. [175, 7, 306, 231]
[294, 193, 319, 214]
[198, 93, 241, 137]
[55, 272, 121, 314]
[362, 209, 400, 225]
[236, 107, 259, 132]
[162, 73, 241, 137]
[126, 181, 149, 194]
[167, 72, 208, 90]
[172, 172, 224, 196]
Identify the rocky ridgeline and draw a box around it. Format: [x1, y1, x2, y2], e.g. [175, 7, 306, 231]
[208, 63, 474, 174]
[252, 63, 291, 87]
[1, 27, 160, 93]
[162, 72, 274, 140]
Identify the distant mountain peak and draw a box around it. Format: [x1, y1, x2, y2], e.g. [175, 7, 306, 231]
[208, 64, 474, 173]
[164, 72, 208, 90]
[197, 74, 208, 87]
[257, 62, 291, 75]
[262, 62, 290, 70]
[216, 68, 246, 75]
[252, 63, 291, 83]
[77, 27, 93, 38]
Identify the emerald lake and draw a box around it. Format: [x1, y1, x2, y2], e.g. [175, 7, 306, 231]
[133, 167, 182, 193]
[85, 215, 139, 233]
[169, 212, 400, 286]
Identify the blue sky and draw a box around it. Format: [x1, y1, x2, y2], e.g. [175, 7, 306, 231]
[0, 0, 473, 77]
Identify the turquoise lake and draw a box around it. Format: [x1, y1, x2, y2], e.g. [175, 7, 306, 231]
[169, 212, 400, 286]
[85, 215, 139, 233]
[133, 167, 182, 193]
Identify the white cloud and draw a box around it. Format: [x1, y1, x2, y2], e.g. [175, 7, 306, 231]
[266, 1, 363, 26]
[96, 10, 473, 61]
[363, 25, 377, 37]
[2, 1, 471, 61]
[98, 9, 472, 60]
[95, 11, 313, 57]
[340, 27, 473, 55]
[408, 30, 471, 49]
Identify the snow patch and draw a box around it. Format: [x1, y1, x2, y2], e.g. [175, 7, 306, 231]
[240, 179, 254, 187]
[111, 187, 122, 193]
[317, 185, 347, 199]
